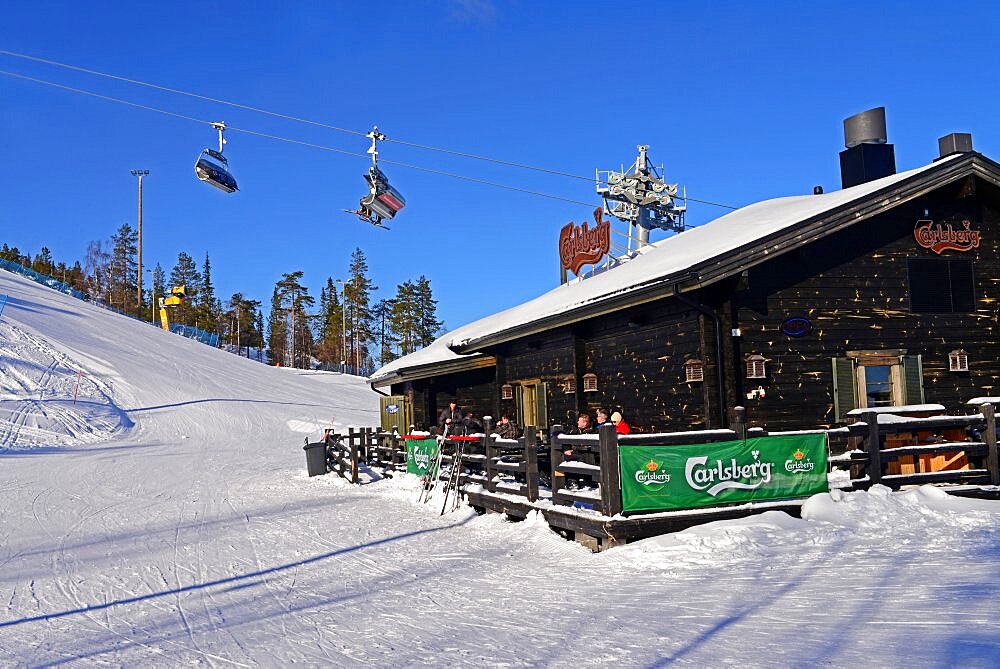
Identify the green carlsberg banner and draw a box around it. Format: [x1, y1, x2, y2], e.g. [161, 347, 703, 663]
[406, 437, 439, 476]
[619, 434, 828, 513]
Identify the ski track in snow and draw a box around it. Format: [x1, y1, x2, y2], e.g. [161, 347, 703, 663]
[1, 269, 1000, 666]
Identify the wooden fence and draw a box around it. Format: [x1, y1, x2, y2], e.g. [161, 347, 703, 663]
[310, 405, 998, 549]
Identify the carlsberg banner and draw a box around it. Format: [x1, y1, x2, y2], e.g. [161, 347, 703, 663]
[619, 434, 828, 513]
[406, 438, 439, 476]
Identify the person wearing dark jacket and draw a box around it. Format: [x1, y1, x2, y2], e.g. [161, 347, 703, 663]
[438, 401, 462, 434]
[463, 411, 484, 434]
[494, 414, 520, 440]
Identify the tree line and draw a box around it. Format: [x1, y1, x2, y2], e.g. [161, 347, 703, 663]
[267, 247, 442, 374]
[2, 232, 443, 373]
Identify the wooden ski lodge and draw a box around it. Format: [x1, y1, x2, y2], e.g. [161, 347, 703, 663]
[370, 115, 1000, 438]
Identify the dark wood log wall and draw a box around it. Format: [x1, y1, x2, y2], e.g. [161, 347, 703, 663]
[731, 178, 1000, 430]
[578, 307, 708, 432]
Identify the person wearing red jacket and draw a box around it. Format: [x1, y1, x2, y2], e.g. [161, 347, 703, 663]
[610, 411, 631, 434]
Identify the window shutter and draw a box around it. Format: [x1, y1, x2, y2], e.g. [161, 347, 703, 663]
[536, 382, 549, 432]
[832, 357, 857, 422]
[902, 355, 925, 404]
[514, 385, 524, 427]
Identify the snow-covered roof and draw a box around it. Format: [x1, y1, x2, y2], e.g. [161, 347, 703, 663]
[846, 404, 946, 416]
[371, 155, 965, 386]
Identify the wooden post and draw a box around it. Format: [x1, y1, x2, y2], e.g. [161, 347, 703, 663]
[524, 428, 539, 502]
[483, 416, 495, 492]
[982, 403, 998, 486]
[349, 431, 360, 484]
[549, 424, 565, 505]
[598, 423, 622, 516]
[863, 410, 881, 486]
[731, 405, 747, 440]
[391, 430, 402, 470]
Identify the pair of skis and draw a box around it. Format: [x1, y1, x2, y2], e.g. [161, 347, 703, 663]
[440, 438, 467, 516]
[418, 428, 448, 504]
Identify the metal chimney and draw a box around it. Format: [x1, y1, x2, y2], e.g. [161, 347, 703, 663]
[938, 133, 973, 159]
[844, 107, 888, 147]
[839, 107, 896, 188]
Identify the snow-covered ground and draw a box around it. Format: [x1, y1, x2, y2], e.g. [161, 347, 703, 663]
[1, 268, 998, 666]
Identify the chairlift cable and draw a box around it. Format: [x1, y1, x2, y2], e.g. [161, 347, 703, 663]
[0, 50, 368, 138]
[0, 69, 595, 206]
[0, 49, 737, 209]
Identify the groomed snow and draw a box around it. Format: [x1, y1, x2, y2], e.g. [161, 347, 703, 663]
[2, 268, 999, 665]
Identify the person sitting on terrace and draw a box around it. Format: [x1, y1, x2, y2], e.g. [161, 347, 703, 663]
[438, 401, 462, 435]
[494, 413, 520, 440]
[463, 411, 484, 434]
[611, 411, 632, 434]
[563, 412, 593, 457]
[596, 409, 611, 429]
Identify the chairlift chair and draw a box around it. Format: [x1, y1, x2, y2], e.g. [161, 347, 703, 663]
[360, 166, 406, 221]
[194, 122, 239, 193]
[349, 126, 405, 229]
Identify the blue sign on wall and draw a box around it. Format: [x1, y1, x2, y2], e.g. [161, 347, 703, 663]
[385, 403, 400, 414]
[781, 316, 812, 338]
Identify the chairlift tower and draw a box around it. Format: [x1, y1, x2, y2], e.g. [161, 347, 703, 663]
[596, 145, 686, 250]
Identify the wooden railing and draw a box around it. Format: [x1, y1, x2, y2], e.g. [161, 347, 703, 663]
[313, 405, 999, 514]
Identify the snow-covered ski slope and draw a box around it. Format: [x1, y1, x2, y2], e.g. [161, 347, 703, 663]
[1, 268, 999, 666]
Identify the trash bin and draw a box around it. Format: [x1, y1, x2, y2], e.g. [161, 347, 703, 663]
[303, 440, 328, 477]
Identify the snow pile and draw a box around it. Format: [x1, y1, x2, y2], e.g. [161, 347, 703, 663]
[612, 485, 1000, 573]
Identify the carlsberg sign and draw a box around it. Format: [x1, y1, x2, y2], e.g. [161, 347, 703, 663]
[406, 437, 439, 476]
[619, 434, 828, 513]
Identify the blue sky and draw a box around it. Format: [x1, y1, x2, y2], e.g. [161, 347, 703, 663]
[2, 1, 998, 333]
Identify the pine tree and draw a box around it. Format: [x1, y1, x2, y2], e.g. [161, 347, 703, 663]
[374, 298, 399, 366]
[314, 278, 344, 369]
[267, 285, 287, 366]
[274, 271, 315, 368]
[168, 252, 201, 326]
[415, 275, 443, 347]
[226, 292, 261, 357]
[344, 248, 377, 374]
[198, 253, 218, 332]
[110, 224, 138, 315]
[32, 247, 54, 276]
[390, 280, 420, 356]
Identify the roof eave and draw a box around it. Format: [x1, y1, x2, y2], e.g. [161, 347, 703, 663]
[369, 354, 497, 388]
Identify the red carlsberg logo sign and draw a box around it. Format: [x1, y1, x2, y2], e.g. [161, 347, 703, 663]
[914, 219, 981, 254]
[560, 208, 611, 275]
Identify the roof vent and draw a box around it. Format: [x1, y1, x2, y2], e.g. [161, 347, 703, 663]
[844, 107, 887, 147]
[839, 107, 895, 188]
[938, 133, 973, 159]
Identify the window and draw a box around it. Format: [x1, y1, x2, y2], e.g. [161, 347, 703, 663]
[832, 352, 924, 421]
[949, 349, 969, 372]
[908, 258, 975, 313]
[860, 364, 895, 407]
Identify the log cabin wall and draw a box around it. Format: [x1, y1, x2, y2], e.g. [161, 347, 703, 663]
[494, 331, 576, 430]
[731, 177, 1000, 430]
[575, 305, 708, 432]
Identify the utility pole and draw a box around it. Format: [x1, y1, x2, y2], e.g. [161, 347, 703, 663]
[336, 279, 348, 374]
[131, 170, 149, 315]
